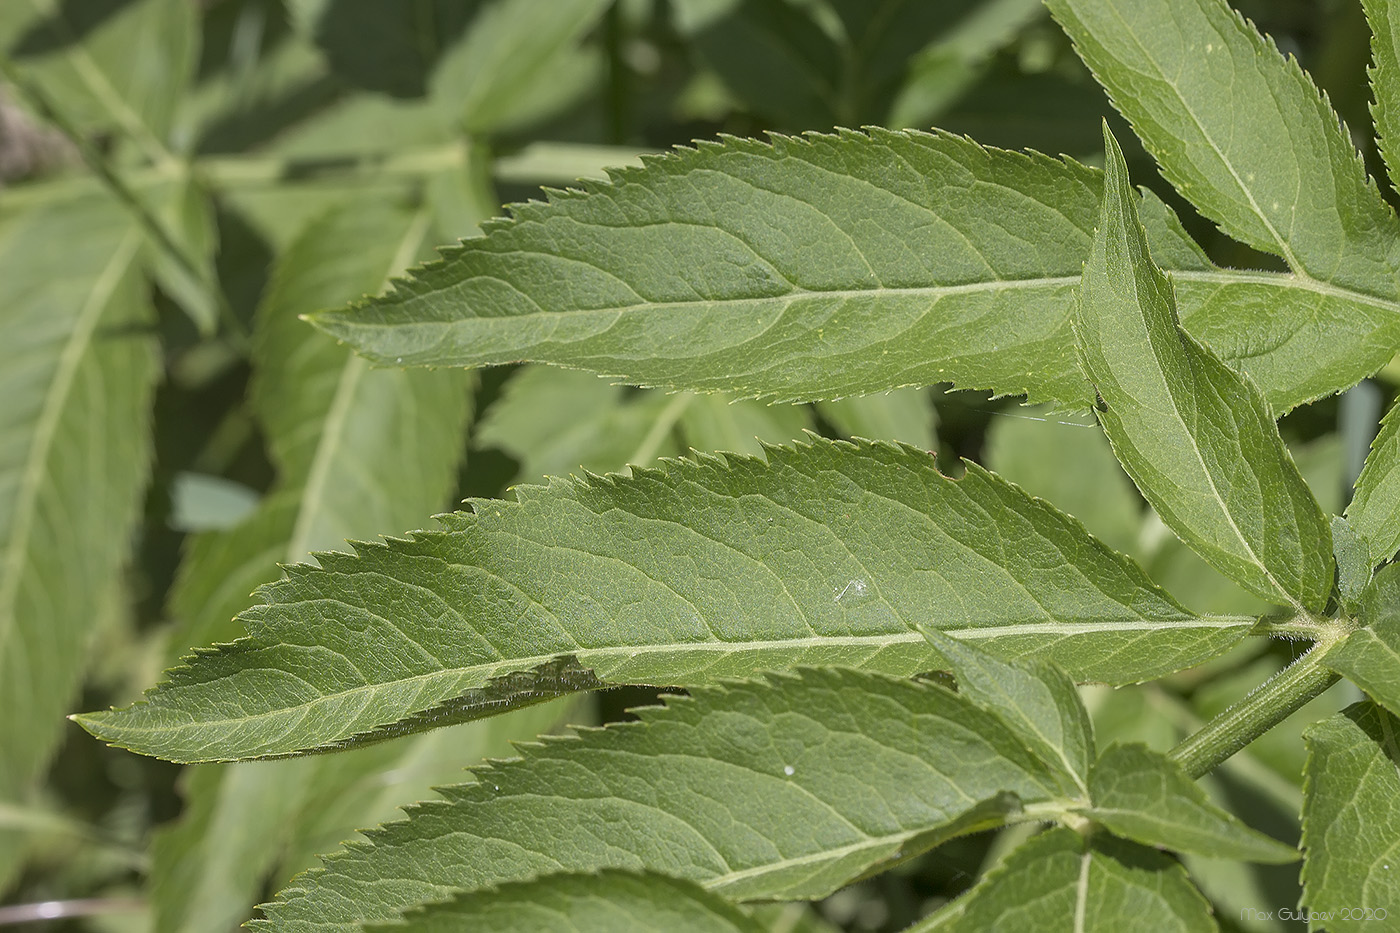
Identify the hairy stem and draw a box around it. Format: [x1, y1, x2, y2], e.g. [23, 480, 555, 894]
[1168, 636, 1342, 779]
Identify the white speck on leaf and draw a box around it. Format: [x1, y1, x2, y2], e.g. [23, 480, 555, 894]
[835, 578, 868, 603]
[783, 765, 795, 776]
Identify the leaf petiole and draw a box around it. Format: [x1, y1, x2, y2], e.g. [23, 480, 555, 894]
[1167, 628, 1347, 779]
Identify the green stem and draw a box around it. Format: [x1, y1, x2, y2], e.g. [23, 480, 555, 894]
[1167, 639, 1341, 779]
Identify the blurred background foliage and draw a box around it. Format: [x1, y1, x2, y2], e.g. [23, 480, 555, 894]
[0, 0, 1388, 930]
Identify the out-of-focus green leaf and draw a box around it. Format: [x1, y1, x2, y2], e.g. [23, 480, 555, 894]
[474, 366, 681, 481]
[983, 407, 1138, 558]
[368, 870, 766, 933]
[1347, 397, 1400, 567]
[258, 669, 1062, 932]
[311, 129, 1399, 415]
[0, 192, 158, 890]
[151, 196, 474, 933]
[1049, 0, 1400, 299]
[816, 387, 936, 449]
[284, 0, 476, 98]
[427, 0, 608, 134]
[1083, 744, 1297, 863]
[1074, 127, 1332, 613]
[1, 0, 197, 154]
[150, 703, 569, 933]
[78, 439, 1250, 763]
[677, 395, 810, 459]
[168, 472, 259, 533]
[910, 827, 1215, 932]
[166, 197, 470, 656]
[1301, 704, 1400, 928]
[887, 0, 1046, 129]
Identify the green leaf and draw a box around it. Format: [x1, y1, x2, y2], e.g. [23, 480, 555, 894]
[257, 668, 1063, 932]
[310, 128, 1400, 415]
[284, 0, 476, 98]
[919, 627, 1094, 795]
[150, 197, 475, 932]
[149, 704, 569, 933]
[676, 394, 810, 459]
[1073, 126, 1332, 613]
[1, 0, 197, 155]
[369, 870, 766, 933]
[1302, 703, 1400, 928]
[167, 197, 471, 657]
[78, 438, 1248, 763]
[1083, 744, 1298, 864]
[475, 366, 679, 480]
[427, 0, 609, 134]
[1048, 0, 1400, 297]
[0, 193, 158, 888]
[1326, 564, 1400, 718]
[912, 827, 1215, 933]
[815, 387, 937, 449]
[1365, 0, 1400, 192]
[983, 406, 1139, 558]
[1332, 516, 1372, 615]
[1347, 397, 1400, 567]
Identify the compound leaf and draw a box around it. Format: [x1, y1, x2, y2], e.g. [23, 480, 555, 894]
[77, 438, 1246, 763]
[310, 129, 1400, 415]
[1074, 126, 1332, 613]
[257, 668, 1063, 932]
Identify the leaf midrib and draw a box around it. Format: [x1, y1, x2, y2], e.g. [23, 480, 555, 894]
[98, 617, 1252, 744]
[347, 267, 1400, 332]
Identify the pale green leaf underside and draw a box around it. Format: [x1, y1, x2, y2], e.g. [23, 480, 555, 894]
[1302, 704, 1400, 928]
[1366, 0, 1400, 195]
[916, 827, 1214, 933]
[310, 129, 1400, 415]
[1347, 397, 1400, 567]
[369, 871, 765, 933]
[77, 438, 1247, 763]
[1083, 743, 1298, 864]
[1075, 128, 1332, 613]
[1049, 0, 1400, 298]
[256, 669, 1062, 933]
